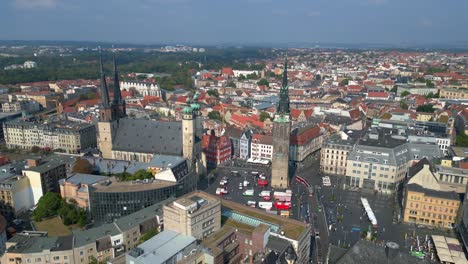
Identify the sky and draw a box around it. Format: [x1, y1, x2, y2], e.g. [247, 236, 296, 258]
[1, 0, 468, 46]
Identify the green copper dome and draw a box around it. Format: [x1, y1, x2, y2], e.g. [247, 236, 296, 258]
[193, 93, 199, 100]
[183, 106, 193, 114]
[191, 103, 200, 111]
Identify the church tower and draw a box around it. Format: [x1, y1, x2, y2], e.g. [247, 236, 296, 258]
[182, 98, 195, 165]
[271, 58, 291, 189]
[191, 93, 205, 176]
[97, 49, 126, 159]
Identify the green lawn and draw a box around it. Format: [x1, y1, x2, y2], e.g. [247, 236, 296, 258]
[33, 216, 74, 236]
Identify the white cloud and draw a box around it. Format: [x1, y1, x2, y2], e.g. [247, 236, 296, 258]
[306, 11, 321, 17]
[14, 0, 59, 9]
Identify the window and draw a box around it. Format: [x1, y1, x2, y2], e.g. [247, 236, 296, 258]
[53, 256, 60, 260]
[35, 258, 42, 262]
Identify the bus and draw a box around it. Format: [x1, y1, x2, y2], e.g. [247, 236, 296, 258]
[274, 190, 292, 202]
[274, 202, 292, 210]
[361, 197, 377, 227]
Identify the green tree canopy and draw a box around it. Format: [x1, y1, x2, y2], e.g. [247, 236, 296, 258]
[416, 104, 435, 113]
[33, 192, 62, 222]
[226, 81, 236, 88]
[259, 112, 271, 122]
[138, 227, 159, 244]
[426, 80, 435, 88]
[208, 110, 222, 121]
[116, 169, 153, 181]
[457, 133, 468, 147]
[400, 101, 409, 110]
[207, 89, 219, 98]
[257, 78, 269, 87]
[400, 91, 411, 97]
[339, 79, 350, 86]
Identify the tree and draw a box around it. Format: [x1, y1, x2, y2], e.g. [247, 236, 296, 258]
[425, 92, 439, 99]
[116, 169, 153, 181]
[33, 192, 63, 222]
[457, 133, 468, 147]
[208, 111, 222, 121]
[426, 80, 435, 88]
[246, 72, 258, 79]
[259, 112, 271, 122]
[390, 85, 398, 93]
[226, 81, 236, 88]
[238, 74, 246, 80]
[138, 227, 159, 244]
[400, 91, 411, 97]
[72, 157, 93, 174]
[339, 79, 350, 86]
[400, 101, 409, 110]
[416, 104, 435, 113]
[257, 78, 269, 87]
[31, 146, 41, 153]
[207, 89, 219, 98]
[415, 77, 426, 83]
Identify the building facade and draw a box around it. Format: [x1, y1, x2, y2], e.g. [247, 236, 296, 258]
[163, 192, 221, 240]
[3, 119, 96, 154]
[202, 132, 232, 169]
[250, 134, 273, 161]
[239, 129, 253, 160]
[120, 81, 161, 97]
[320, 137, 354, 175]
[290, 124, 324, 162]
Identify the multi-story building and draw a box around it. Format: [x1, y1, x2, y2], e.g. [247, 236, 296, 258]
[59, 173, 109, 209]
[0, 165, 34, 218]
[239, 129, 253, 159]
[3, 119, 97, 154]
[320, 137, 354, 175]
[14, 91, 62, 109]
[224, 126, 242, 158]
[126, 230, 198, 264]
[404, 163, 460, 228]
[250, 134, 274, 161]
[22, 158, 67, 205]
[434, 161, 468, 193]
[345, 129, 442, 194]
[1, 199, 172, 264]
[202, 132, 232, 169]
[163, 192, 221, 240]
[397, 84, 439, 96]
[1, 99, 41, 114]
[120, 81, 161, 97]
[89, 178, 180, 223]
[440, 88, 468, 99]
[290, 124, 324, 162]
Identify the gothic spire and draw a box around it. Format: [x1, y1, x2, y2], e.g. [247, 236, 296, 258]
[282, 57, 288, 89]
[99, 47, 110, 108]
[277, 57, 290, 115]
[112, 52, 123, 105]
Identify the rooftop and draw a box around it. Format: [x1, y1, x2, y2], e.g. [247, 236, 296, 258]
[407, 183, 460, 201]
[90, 177, 177, 193]
[127, 230, 196, 263]
[220, 198, 308, 241]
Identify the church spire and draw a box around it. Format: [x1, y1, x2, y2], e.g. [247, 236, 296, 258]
[277, 57, 290, 115]
[99, 47, 110, 108]
[112, 52, 123, 105]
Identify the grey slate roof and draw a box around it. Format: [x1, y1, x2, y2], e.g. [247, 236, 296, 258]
[127, 230, 196, 263]
[60, 173, 109, 185]
[6, 235, 73, 254]
[407, 183, 460, 200]
[73, 223, 120, 248]
[148, 155, 185, 168]
[112, 118, 182, 155]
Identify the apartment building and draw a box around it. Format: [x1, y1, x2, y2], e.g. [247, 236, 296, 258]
[345, 129, 442, 194]
[1, 199, 172, 264]
[250, 134, 273, 160]
[59, 173, 109, 209]
[202, 132, 232, 169]
[120, 81, 161, 97]
[3, 119, 96, 153]
[0, 164, 34, 218]
[163, 192, 221, 240]
[1, 99, 40, 114]
[440, 88, 468, 99]
[320, 137, 354, 175]
[22, 158, 67, 205]
[289, 124, 325, 162]
[404, 163, 460, 228]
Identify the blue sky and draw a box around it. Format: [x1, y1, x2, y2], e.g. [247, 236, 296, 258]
[1, 0, 468, 45]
